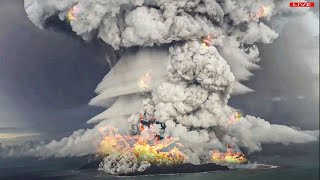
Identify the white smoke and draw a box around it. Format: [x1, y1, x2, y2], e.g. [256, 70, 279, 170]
[2, 0, 317, 175]
[99, 154, 151, 175]
[226, 116, 319, 152]
[2, 117, 130, 158]
[89, 49, 168, 108]
[88, 94, 143, 124]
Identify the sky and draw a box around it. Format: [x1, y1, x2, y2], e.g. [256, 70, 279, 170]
[0, 0, 108, 138]
[0, 0, 319, 144]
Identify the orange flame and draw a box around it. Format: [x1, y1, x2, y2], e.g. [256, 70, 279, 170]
[134, 136, 185, 165]
[251, 5, 270, 20]
[98, 126, 186, 165]
[201, 34, 212, 47]
[228, 111, 242, 125]
[67, 5, 78, 21]
[211, 147, 247, 164]
[139, 70, 152, 90]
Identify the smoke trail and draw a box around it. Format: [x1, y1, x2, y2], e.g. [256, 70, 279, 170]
[89, 49, 168, 108]
[2, 0, 318, 175]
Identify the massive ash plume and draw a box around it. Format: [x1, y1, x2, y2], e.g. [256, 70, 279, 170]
[4, 0, 318, 175]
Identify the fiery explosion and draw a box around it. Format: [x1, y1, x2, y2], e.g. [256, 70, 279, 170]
[98, 126, 186, 166]
[134, 137, 185, 165]
[98, 117, 248, 167]
[138, 70, 152, 90]
[211, 146, 247, 164]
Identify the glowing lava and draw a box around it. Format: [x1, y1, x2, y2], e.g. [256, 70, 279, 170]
[139, 70, 152, 90]
[98, 126, 186, 165]
[67, 5, 79, 21]
[211, 147, 247, 164]
[251, 5, 271, 20]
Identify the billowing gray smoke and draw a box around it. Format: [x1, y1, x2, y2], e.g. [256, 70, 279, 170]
[4, 0, 318, 174]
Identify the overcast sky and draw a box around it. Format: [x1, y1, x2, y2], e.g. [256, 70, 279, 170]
[0, 0, 318, 142]
[0, 0, 108, 137]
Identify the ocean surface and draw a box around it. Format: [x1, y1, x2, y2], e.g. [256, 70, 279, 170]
[0, 142, 318, 180]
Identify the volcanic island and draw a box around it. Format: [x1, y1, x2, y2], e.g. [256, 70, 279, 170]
[77, 157, 229, 176]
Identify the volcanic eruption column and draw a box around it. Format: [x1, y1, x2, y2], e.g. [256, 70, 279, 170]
[20, 0, 319, 175]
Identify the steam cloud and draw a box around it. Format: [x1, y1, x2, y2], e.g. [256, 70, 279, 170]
[2, 0, 318, 175]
